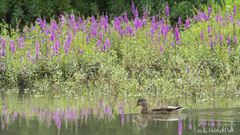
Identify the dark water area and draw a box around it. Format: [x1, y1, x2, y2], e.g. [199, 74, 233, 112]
[0, 96, 239, 135]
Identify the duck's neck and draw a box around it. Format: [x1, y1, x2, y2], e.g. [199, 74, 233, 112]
[141, 106, 149, 114]
[141, 105, 148, 110]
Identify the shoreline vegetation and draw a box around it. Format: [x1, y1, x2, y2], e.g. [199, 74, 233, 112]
[1, 0, 240, 102]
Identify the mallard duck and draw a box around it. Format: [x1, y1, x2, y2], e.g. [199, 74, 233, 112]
[134, 99, 184, 114]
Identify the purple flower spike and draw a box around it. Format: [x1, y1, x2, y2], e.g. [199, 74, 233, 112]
[208, 7, 211, 15]
[211, 120, 215, 127]
[80, 49, 83, 54]
[203, 12, 208, 21]
[53, 111, 61, 131]
[189, 124, 192, 130]
[178, 17, 181, 25]
[103, 43, 107, 51]
[228, 36, 231, 45]
[166, 6, 169, 17]
[219, 35, 223, 44]
[1, 63, 5, 71]
[10, 40, 16, 53]
[121, 113, 125, 126]
[17, 38, 21, 48]
[64, 45, 68, 54]
[211, 37, 214, 48]
[216, 13, 219, 22]
[235, 36, 237, 47]
[178, 120, 182, 135]
[132, 1, 135, 14]
[198, 11, 202, 21]
[200, 30, 204, 43]
[187, 67, 190, 73]
[36, 40, 39, 59]
[106, 39, 110, 46]
[185, 19, 189, 28]
[171, 42, 175, 47]
[38, 109, 42, 119]
[86, 35, 89, 43]
[208, 26, 211, 35]
[233, 5, 237, 16]
[21, 37, 24, 48]
[175, 28, 180, 41]
[152, 16, 155, 23]
[228, 47, 231, 54]
[202, 119, 206, 127]
[160, 46, 163, 53]
[1, 38, 6, 56]
[132, 115, 135, 120]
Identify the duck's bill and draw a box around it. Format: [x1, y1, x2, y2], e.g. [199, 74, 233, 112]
[133, 104, 139, 108]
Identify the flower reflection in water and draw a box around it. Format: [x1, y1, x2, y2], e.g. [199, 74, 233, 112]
[0, 105, 239, 135]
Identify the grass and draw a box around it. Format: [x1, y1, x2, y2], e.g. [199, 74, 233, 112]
[0, 0, 240, 103]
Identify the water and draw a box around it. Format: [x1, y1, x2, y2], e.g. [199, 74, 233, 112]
[0, 96, 239, 135]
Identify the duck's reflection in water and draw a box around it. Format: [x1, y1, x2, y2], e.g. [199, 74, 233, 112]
[132, 113, 186, 129]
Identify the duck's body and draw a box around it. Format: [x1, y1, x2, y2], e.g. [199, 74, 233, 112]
[135, 99, 183, 114]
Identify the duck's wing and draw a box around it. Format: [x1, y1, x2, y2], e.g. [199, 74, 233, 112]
[151, 106, 183, 112]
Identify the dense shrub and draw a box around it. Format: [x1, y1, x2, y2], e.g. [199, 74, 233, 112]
[0, 0, 210, 29]
[1, 0, 240, 101]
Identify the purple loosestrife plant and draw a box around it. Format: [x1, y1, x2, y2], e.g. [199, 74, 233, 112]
[198, 11, 202, 21]
[187, 67, 190, 73]
[53, 111, 61, 131]
[175, 28, 180, 42]
[70, 13, 75, 27]
[208, 7, 211, 15]
[189, 123, 192, 130]
[185, 19, 189, 28]
[233, 4, 237, 16]
[203, 12, 208, 21]
[20, 37, 24, 49]
[171, 42, 175, 47]
[219, 35, 223, 44]
[132, 1, 135, 17]
[166, 5, 169, 17]
[160, 46, 163, 53]
[28, 50, 31, 60]
[86, 35, 89, 44]
[211, 37, 214, 49]
[178, 17, 181, 25]
[103, 43, 107, 51]
[235, 36, 237, 48]
[178, 120, 183, 135]
[228, 36, 231, 46]
[1, 63, 5, 71]
[64, 42, 68, 54]
[208, 26, 211, 36]
[216, 13, 219, 22]
[17, 38, 21, 48]
[200, 30, 204, 44]
[211, 120, 215, 127]
[10, 40, 16, 53]
[36, 40, 39, 59]
[106, 39, 110, 47]
[1, 38, 6, 56]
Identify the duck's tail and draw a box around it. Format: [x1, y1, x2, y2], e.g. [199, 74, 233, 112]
[176, 106, 184, 112]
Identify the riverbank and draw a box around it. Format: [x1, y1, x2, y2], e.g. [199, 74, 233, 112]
[1, 0, 240, 101]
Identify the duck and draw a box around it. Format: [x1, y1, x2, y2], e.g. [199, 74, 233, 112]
[134, 99, 184, 114]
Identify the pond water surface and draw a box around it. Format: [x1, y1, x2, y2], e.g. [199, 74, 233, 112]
[0, 96, 239, 135]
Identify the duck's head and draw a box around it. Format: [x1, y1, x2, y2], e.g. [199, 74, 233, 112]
[134, 99, 148, 109]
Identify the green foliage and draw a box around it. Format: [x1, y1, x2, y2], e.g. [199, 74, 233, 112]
[1, 0, 240, 102]
[0, 0, 211, 29]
